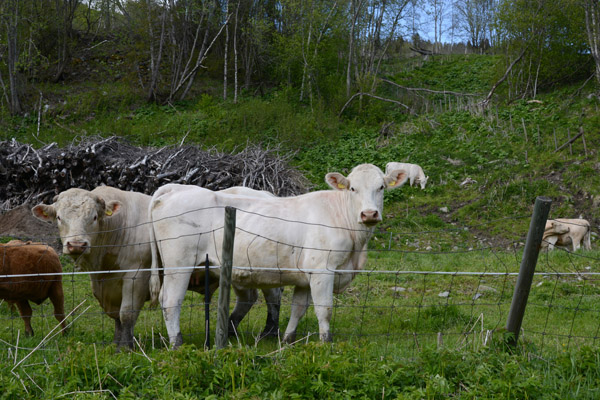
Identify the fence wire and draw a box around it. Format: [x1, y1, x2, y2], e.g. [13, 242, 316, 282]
[0, 208, 598, 363]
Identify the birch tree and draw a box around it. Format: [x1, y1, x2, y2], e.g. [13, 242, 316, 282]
[582, 0, 600, 88]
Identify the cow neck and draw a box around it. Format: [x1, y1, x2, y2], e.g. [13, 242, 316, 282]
[335, 190, 374, 248]
[79, 211, 126, 272]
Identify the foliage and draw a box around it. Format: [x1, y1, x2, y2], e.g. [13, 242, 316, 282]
[2, 339, 600, 398]
[494, 0, 592, 98]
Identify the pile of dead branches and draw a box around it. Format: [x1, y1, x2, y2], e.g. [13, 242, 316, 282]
[0, 136, 309, 211]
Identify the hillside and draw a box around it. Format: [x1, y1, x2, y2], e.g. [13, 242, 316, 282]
[1, 54, 599, 248]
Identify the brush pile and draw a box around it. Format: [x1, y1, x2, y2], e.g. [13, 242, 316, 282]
[0, 136, 309, 211]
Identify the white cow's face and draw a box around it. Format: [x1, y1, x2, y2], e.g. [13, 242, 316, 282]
[325, 164, 407, 226]
[32, 189, 121, 255]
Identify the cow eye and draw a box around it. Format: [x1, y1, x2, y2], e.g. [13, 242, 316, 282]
[93, 215, 97, 222]
[379, 185, 385, 190]
[57, 216, 61, 221]
[350, 187, 355, 192]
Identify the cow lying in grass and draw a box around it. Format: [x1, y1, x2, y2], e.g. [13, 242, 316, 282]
[541, 218, 592, 251]
[385, 162, 428, 189]
[0, 240, 66, 336]
[149, 163, 408, 348]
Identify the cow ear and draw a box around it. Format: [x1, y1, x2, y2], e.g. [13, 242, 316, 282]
[385, 169, 408, 190]
[32, 204, 56, 222]
[325, 172, 350, 191]
[104, 200, 122, 217]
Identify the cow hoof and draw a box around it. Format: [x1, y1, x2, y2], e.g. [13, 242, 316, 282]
[258, 327, 280, 339]
[282, 333, 296, 344]
[171, 332, 184, 349]
[320, 332, 333, 342]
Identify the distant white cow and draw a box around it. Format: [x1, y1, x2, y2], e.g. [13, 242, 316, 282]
[385, 162, 428, 189]
[542, 218, 592, 251]
[149, 164, 408, 348]
[32, 187, 152, 350]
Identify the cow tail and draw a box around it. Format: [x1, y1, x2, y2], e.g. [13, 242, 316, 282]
[585, 224, 592, 251]
[148, 207, 161, 308]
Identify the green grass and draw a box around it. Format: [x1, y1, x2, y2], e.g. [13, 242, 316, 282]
[2, 248, 600, 398]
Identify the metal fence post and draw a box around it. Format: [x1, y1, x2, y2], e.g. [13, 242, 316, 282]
[505, 196, 552, 346]
[216, 206, 236, 349]
[204, 254, 210, 350]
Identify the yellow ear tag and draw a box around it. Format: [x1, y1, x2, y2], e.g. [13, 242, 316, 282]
[105, 209, 113, 216]
[390, 181, 396, 186]
[43, 211, 48, 217]
[337, 183, 346, 189]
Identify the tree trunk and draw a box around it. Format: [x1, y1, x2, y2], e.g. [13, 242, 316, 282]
[583, 0, 600, 88]
[223, 0, 229, 100]
[5, 0, 22, 114]
[233, 0, 239, 103]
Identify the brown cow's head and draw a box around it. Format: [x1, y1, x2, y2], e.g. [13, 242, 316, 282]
[32, 188, 121, 256]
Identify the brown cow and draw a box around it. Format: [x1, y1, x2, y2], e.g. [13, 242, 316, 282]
[0, 240, 67, 336]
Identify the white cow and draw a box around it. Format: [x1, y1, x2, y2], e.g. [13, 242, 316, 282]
[385, 162, 428, 189]
[32, 186, 283, 349]
[32, 187, 152, 350]
[205, 186, 283, 338]
[149, 164, 407, 348]
[542, 218, 592, 251]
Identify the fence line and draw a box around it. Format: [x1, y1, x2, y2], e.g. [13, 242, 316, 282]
[1, 203, 598, 357]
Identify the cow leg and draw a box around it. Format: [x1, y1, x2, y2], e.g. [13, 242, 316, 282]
[113, 319, 123, 345]
[309, 276, 335, 342]
[228, 288, 258, 336]
[118, 275, 147, 350]
[546, 236, 558, 251]
[260, 288, 282, 338]
[15, 300, 34, 337]
[49, 282, 67, 334]
[161, 271, 192, 349]
[572, 236, 580, 252]
[282, 286, 311, 344]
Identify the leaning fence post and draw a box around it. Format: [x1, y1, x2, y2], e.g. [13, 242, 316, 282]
[216, 206, 236, 349]
[505, 196, 552, 346]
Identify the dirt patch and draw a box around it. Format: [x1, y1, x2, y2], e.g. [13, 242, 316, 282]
[0, 204, 60, 250]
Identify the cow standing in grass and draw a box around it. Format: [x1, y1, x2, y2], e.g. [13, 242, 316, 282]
[33, 187, 152, 350]
[0, 240, 67, 336]
[149, 164, 408, 348]
[386, 162, 428, 189]
[32, 186, 283, 349]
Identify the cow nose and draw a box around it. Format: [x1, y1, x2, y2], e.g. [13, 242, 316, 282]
[360, 210, 380, 224]
[66, 241, 88, 254]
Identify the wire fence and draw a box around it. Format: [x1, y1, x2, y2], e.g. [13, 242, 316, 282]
[0, 207, 598, 363]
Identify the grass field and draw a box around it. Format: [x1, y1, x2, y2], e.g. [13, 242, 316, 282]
[2, 234, 600, 398]
[1, 53, 599, 398]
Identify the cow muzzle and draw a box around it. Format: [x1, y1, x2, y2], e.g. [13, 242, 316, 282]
[360, 210, 381, 225]
[65, 240, 90, 255]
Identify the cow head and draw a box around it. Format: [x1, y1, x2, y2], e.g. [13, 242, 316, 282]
[32, 188, 121, 256]
[325, 164, 407, 226]
[419, 175, 429, 190]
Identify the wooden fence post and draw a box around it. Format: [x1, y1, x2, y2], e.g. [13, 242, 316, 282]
[505, 196, 552, 346]
[215, 206, 236, 349]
